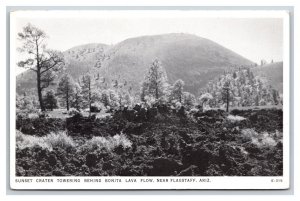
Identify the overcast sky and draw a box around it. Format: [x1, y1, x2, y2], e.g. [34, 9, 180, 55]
[12, 11, 284, 74]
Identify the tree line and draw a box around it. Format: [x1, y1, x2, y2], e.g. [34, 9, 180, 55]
[200, 68, 282, 111]
[17, 24, 281, 114]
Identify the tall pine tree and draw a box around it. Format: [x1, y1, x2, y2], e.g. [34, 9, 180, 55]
[57, 74, 75, 111]
[80, 73, 93, 114]
[140, 59, 169, 101]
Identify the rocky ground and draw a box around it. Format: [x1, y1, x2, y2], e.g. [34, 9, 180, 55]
[16, 105, 283, 176]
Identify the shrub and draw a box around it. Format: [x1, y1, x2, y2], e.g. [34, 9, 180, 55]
[256, 132, 277, 147]
[44, 132, 76, 150]
[227, 115, 246, 122]
[241, 128, 259, 141]
[16, 130, 52, 150]
[80, 133, 132, 151]
[241, 128, 278, 147]
[16, 130, 76, 151]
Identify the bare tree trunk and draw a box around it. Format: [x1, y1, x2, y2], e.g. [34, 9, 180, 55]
[66, 96, 69, 111]
[35, 39, 45, 112]
[66, 86, 69, 111]
[226, 89, 229, 112]
[89, 80, 91, 116]
[37, 70, 45, 111]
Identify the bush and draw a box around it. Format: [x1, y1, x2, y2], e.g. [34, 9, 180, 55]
[227, 115, 246, 122]
[44, 132, 76, 150]
[80, 133, 132, 151]
[241, 128, 278, 147]
[16, 130, 76, 151]
[16, 130, 52, 150]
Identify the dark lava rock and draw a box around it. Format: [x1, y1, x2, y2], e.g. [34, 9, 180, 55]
[113, 145, 127, 155]
[52, 169, 64, 176]
[147, 107, 158, 120]
[136, 108, 147, 122]
[133, 104, 142, 112]
[181, 145, 211, 173]
[230, 109, 243, 116]
[149, 157, 182, 176]
[157, 104, 170, 114]
[16, 148, 30, 158]
[70, 157, 82, 167]
[177, 165, 198, 176]
[177, 106, 185, 117]
[90, 168, 101, 176]
[102, 161, 114, 171]
[48, 154, 57, 166]
[199, 116, 216, 124]
[85, 153, 98, 167]
[37, 149, 48, 161]
[16, 117, 65, 137]
[64, 163, 77, 174]
[122, 108, 136, 121]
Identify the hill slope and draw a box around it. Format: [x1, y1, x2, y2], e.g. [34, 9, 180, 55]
[252, 62, 283, 93]
[16, 43, 109, 94]
[92, 33, 254, 95]
[17, 33, 254, 96]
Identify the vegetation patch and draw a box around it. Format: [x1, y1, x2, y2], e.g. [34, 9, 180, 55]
[16, 130, 76, 151]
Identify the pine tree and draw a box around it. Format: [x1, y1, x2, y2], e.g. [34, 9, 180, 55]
[57, 74, 75, 111]
[17, 24, 64, 111]
[170, 79, 184, 103]
[43, 90, 58, 111]
[272, 89, 280, 105]
[140, 82, 147, 102]
[107, 89, 120, 109]
[100, 90, 110, 107]
[233, 71, 237, 79]
[199, 93, 213, 110]
[202, 68, 281, 109]
[80, 73, 93, 115]
[140, 59, 169, 101]
[222, 81, 230, 112]
[71, 83, 84, 111]
[182, 92, 196, 110]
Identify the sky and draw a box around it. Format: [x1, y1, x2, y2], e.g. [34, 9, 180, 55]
[12, 11, 284, 75]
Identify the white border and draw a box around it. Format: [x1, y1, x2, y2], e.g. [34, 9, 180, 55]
[9, 10, 290, 190]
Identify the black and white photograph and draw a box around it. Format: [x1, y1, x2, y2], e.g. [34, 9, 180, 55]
[10, 10, 290, 189]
